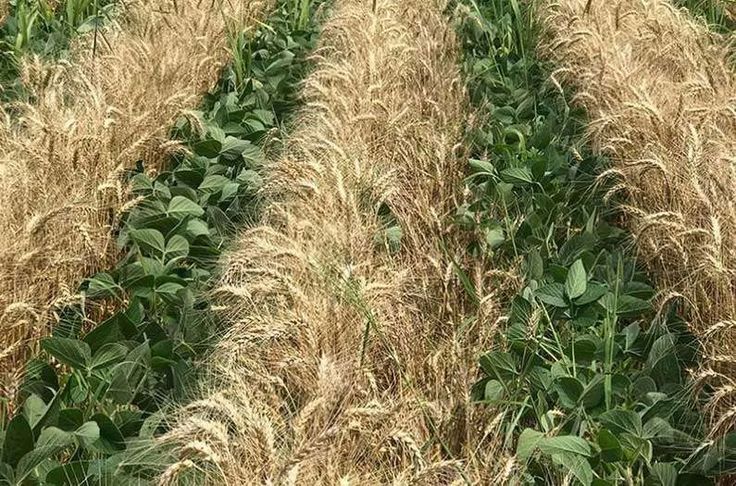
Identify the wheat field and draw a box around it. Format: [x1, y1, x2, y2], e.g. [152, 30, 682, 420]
[1, 0, 736, 483]
[155, 0, 514, 483]
[0, 0, 272, 397]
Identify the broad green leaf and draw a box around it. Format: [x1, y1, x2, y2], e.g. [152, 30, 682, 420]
[86, 273, 121, 299]
[167, 196, 204, 219]
[2, 415, 33, 468]
[241, 142, 265, 165]
[198, 174, 230, 192]
[185, 218, 210, 238]
[23, 394, 47, 429]
[580, 376, 604, 409]
[574, 283, 607, 305]
[155, 282, 185, 296]
[42, 337, 91, 370]
[538, 435, 592, 457]
[643, 417, 673, 440]
[220, 136, 253, 161]
[484, 380, 504, 402]
[37, 427, 72, 448]
[552, 452, 593, 486]
[469, 158, 494, 174]
[91, 414, 125, 453]
[16, 442, 71, 483]
[500, 166, 534, 185]
[129, 228, 166, 256]
[484, 226, 505, 249]
[616, 295, 652, 316]
[90, 343, 128, 371]
[535, 283, 567, 308]
[74, 421, 100, 448]
[58, 409, 83, 431]
[554, 377, 583, 409]
[599, 409, 642, 437]
[192, 138, 221, 158]
[164, 234, 190, 260]
[597, 429, 622, 463]
[647, 334, 681, 387]
[479, 351, 517, 380]
[517, 428, 544, 461]
[45, 461, 89, 486]
[650, 462, 678, 486]
[130, 173, 152, 193]
[565, 259, 587, 299]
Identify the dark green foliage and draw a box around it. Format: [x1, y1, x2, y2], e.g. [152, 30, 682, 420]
[0, 1, 326, 483]
[455, 0, 736, 483]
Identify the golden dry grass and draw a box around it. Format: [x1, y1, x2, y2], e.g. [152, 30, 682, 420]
[157, 0, 512, 483]
[540, 0, 736, 434]
[0, 0, 274, 398]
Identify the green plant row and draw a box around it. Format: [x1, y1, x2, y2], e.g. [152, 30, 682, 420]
[0, 0, 114, 101]
[0, 1, 325, 484]
[455, 0, 736, 484]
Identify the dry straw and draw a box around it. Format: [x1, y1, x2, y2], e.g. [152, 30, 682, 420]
[540, 0, 736, 434]
[0, 0, 274, 398]
[158, 0, 512, 483]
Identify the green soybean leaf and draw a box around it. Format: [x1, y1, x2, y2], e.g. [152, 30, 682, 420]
[565, 259, 587, 299]
[479, 351, 517, 380]
[16, 446, 70, 483]
[167, 196, 204, 219]
[575, 283, 607, 306]
[192, 138, 221, 158]
[554, 376, 584, 409]
[2, 415, 33, 468]
[500, 166, 534, 185]
[42, 337, 91, 370]
[598, 429, 622, 463]
[37, 427, 72, 449]
[599, 409, 643, 437]
[23, 394, 47, 429]
[185, 218, 210, 238]
[539, 435, 592, 457]
[199, 175, 230, 193]
[484, 379, 504, 402]
[552, 452, 593, 486]
[90, 343, 128, 371]
[535, 283, 567, 308]
[164, 234, 190, 260]
[86, 273, 122, 299]
[129, 228, 166, 256]
[517, 428, 545, 461]
[91, 414, 126, 452]
[220, 137, 253, 161]
[484, 226, 505, 249]
[73, 421, 100, 448]
[469, 158, 494, 175]
[650, 462, 678, 486]
[616, 295, 652, 316]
